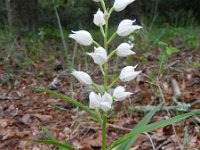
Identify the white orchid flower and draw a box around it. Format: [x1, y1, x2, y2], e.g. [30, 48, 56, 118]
[114, 0, 135, 12]
[89, 92, 113, 112]
[119, 66, 141, 82]
[99, 92, 113, 111]
[87, 47, 107, 65]
[89, 92, 101, 109]
[117, 19, 142, 37]
[113, 86, 132, 101]
[117, 43, 135, 57]
[69, 30, 93, 46]
[93, 9, 106, 26]
[72, 70, 93, 85]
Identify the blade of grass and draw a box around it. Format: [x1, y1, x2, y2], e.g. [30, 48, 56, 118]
[53, 0, 68, 60]
[108, 110, 200, 149]
[32, 86, 101, 123]
[118, 103, 162, 150]
[30, 139, 76, 150]
[43, 129, 67, 150]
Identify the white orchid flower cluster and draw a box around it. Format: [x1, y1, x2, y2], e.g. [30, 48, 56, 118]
[69, 0, 142, 112]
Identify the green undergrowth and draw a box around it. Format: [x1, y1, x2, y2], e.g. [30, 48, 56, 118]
[0, 25, 199, 79]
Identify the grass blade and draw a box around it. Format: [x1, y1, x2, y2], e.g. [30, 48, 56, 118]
[108, 110, 200, 149]
[118, 103, 162, 150]
[32, 86, 101, 122]
[31, 140, 76, 150]
[43, 129, 67, 150]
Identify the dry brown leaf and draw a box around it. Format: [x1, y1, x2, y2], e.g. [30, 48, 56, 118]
[32, 114, 52, 122]
[82, 130, 102, 148]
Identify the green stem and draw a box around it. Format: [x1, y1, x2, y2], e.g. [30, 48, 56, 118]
[92, 83, 102, 95]
[103, 6, 112, 92]
[107, 49, 117, 60]
[108, 77, 120, 90]
[100, 24, 105, 38]
[102, 112, 107, 150]
[93, 41, 101, 47]
[104, 63, 108, 91]
[107, 32, 118, 44]
[100, 65, 105, 76]
[100, 0, 107, 13]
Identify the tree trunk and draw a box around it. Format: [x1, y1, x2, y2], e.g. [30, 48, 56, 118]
[126, 0, 142, 25]
[6, 0, 38, 32]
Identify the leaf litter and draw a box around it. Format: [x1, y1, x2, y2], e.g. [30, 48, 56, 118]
[0, 49, 200, 150]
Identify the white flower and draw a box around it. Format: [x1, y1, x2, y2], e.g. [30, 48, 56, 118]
[117, 43, 135, 57]
[72, 70, 93, 85]
[93, 0, 100, 2]
[114, 0, 135, 12]
[93, 9, 106, 26]
[113, 86, 132, 101]
[117, 19, 142, 37]
[69, 30, 93, 46]
[89, 92, 113, 112]
[89, 92, 101, 109]
[100, 92, 113, 112]
[87, 47, 107, 65]
[119, 66, 141, 82]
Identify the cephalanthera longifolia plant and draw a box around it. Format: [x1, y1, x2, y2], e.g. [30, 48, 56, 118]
[31, 0, 200, 149]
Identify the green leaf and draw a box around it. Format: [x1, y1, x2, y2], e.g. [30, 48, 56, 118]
[43, 129, 67, 150]
[30, 140, 76, 150]
[32, 86, 101, 123]
[118, 103, 162, 150]
[108, 110, 200, 150]
[166, 46, 179, 56]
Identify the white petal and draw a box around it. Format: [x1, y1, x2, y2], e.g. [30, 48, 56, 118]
[117, 43, 135, 57]
[87, 47, 107, 65]
[117, 49, 135, 57]
[113, 86, 132, 101]
[93, 9, 106, 26]
[117, 20, 142, 37]
[69, 30, 93, 46]
[102, 92, 113, 105]
[99, 102, 112, 112]
[89, 92, 101, 109]
[114, 0, 135, 12]
[72, 70, 93, 85]
[119, 66, 141, 82]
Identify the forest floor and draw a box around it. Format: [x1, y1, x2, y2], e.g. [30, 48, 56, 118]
[0, 36, 200, 150]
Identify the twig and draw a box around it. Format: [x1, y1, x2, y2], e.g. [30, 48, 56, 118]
[107, 123, 132, 132]
[144, 132, 156, 150]
[156, 79, 182, 149]
[156, 140, 171, 150]
[0, 95, 22, 100]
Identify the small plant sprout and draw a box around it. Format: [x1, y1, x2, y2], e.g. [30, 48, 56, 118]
[32, 0, 200, 149]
